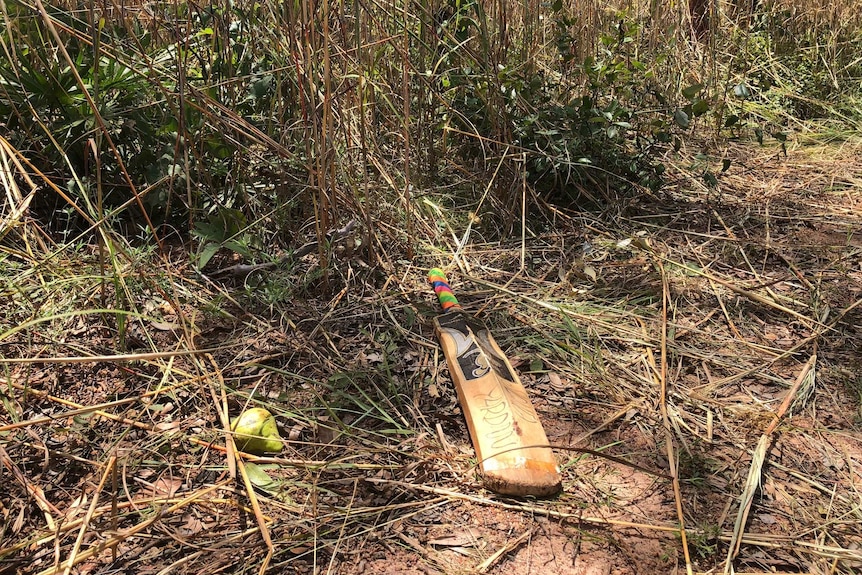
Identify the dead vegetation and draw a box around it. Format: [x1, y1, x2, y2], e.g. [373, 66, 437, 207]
[2, 0, 862, 573]
[2, 138, 861, 575]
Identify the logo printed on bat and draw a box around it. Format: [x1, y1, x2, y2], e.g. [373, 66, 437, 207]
[461, 344, 492, 379]
[438, 315, 516, 383]
[473, 327, 517, 382]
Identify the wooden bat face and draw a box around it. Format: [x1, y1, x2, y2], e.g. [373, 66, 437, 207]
[433, 311, 562, 496]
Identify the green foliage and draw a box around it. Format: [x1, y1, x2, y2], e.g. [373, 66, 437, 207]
[717, 11, 862, 146]
[757, 8, 861, 119]
[439, 13, 672, 202]
[678, 443, 715, 488]
[1, 10, 171, 223]
[192, 208, 256, 268]
[431, 2, 862, 211]
[686, 523, 721, 560]
[0, 2, 289, 233]
[3, 0, 862, 247]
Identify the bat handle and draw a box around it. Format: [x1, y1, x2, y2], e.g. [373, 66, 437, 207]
[428, 268, 461, 312]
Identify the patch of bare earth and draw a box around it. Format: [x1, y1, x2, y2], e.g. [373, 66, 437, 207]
[2, 139, 861, 575]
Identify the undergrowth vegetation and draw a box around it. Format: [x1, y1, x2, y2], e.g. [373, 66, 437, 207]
[1, 0, 859, 252]
[1, 1, 862, 574]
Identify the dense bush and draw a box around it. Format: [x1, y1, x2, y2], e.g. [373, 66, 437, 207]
[1, 0, 860, 246]
[0, 3, 287, 235]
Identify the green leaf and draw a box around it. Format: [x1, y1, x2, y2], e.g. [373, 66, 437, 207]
[223, 239, 253, 260]
[193, 220, 225, 243]
[166, 164, 185, 177]
[724, 114, 739, 127]
[680, 261, 703, 276]
[754, 127, 764, 145]
[197, 243, 220, 269]
[244, 462, 277, 490]
[403, 307, 416, 329]
[691, 99, 709, 116]
[673, 109, 690, 128]
[682, 83, 704, 99]
[251, 75, 273, 99]
[652, 90, 668, 106]
[703, 172, 718, 188]
[721, 159, 732, 172]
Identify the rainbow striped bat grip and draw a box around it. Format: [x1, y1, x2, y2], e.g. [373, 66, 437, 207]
[428, 268, 461, 312]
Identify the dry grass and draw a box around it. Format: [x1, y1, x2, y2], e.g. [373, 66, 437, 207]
[2, 136, 862, 574]
[2, 1, 862, 574]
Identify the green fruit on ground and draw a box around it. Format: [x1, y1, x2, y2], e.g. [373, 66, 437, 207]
[230, 407, 283, 454]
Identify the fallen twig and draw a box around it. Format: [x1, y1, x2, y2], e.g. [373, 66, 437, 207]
[722, 354, 817, 574]
[474, 528, 532, 573]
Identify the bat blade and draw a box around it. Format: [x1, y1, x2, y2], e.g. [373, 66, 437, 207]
[429, 270, 562, 497]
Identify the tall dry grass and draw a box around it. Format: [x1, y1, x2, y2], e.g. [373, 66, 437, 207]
[0, 0, 860, 254]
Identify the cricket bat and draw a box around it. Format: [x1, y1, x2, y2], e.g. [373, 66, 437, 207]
[428, 269, 562, 497]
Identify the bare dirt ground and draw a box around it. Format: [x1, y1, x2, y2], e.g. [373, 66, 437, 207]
[1, 139, 861, 575]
